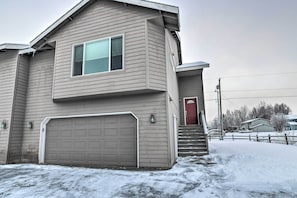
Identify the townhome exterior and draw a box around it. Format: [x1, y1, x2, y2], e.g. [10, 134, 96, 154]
[0, 0, 208, 168]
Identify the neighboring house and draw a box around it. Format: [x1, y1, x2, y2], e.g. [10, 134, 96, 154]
[0, 0, 208, 168]
[239, 118, 275, 132]
[286, 114, 297, 123]
[284, 115, 297, 130]
[284, 122, 297, 131]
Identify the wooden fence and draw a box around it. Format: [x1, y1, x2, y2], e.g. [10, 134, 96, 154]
[208, 133, 297, 145]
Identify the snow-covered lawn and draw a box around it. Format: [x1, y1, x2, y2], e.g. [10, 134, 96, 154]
[1, 141, 297, 198]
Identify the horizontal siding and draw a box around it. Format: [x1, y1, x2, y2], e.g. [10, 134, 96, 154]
[165, 30, 180, 166]
[0, 51, 18, 164]
[23, 49, 170, 168]
[8, 55, 30, 163]
[178, 74, 205, 125]
[147, 20, 166, 91]
[48, 0, 162, 100]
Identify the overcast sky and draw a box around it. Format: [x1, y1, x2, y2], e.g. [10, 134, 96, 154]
[1, 0, 297, 121]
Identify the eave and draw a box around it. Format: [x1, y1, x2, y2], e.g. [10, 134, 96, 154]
[30, 0, 180, 49]
[0, 43, 29, 52]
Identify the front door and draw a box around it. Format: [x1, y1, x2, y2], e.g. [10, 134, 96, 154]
[185, 98, 198, 125]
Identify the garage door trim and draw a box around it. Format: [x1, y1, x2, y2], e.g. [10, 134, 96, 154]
[38, 112, 139, 168]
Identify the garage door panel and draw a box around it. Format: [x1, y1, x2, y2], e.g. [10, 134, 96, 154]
[48, 129, 72, 137]
[120, 127, 136, 136]
[45, 114, 137, 167]
[72, 131, 88, 138]
[104, 128, 119, 136]
[87, 129, 103, 137]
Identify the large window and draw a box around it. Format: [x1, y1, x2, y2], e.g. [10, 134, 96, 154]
[72, 36, 123, 76]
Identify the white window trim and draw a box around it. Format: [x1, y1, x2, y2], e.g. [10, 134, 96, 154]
[71, 34, 125, 77]
[39, 111, 140, 168]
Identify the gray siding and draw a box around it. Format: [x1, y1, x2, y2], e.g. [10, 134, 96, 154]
[165, 30, 180, 165]
[47, 0, 164, 100]
[23, 50, 171, 168]
[7, 55, 30, 163]
[147, 19, 166, 91]
[0, 51, 18, 164]
[178, 73, 205, 125]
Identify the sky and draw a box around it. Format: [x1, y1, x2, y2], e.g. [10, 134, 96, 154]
[1, 0, 297, 121]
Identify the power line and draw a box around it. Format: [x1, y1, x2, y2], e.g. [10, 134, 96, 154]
[204, 71, 297, 81]
[221, 72, 297, 79]
[205, 95, 297, 101]
[205, 87, 297, 93]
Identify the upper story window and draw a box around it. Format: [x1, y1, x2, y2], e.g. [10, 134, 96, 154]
[72, 35, 123, 76]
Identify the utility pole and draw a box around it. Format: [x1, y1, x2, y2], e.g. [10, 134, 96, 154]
[216, 78, 223, 140]
[219, 78, 223, 140]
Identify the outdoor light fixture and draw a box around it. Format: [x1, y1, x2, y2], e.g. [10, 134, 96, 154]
[0, 120, 7, 130]
[27, 121, 33, 129]
[150, 114, 156, 124]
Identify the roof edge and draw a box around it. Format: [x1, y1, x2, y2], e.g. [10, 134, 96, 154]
[0, 43, 29, 50]
[114, 0, 179, 14]
[30, 0, 179, 48]
[30, 0, 91, 47]
[176, 61, 209, 72]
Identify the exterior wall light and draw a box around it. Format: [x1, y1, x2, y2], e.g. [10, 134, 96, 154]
[0, 120, 7, 130]
[27, 121, 33, 129]
[150, 114, 156, 124]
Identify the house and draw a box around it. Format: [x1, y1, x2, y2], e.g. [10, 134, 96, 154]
[284, 115, 297, 130]
[239, 118, 275, 132]
[284, 122, 297, 131]
[0, 0, 208, 169]
[285, 115, 297, 123]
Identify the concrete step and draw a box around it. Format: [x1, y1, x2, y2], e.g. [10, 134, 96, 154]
[178, 130, 205, 133]
[178, 151, 209, 157]
[178, 142, 207, 146]
[178, 147, 208, 152]
[178, 125, 208, 157]
[178, 136, 207, 140]
[178, 139, 207, 143]
[178, 134, 206, 138]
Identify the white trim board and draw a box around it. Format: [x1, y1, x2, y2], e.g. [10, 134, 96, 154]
[39, 111, 140, 168]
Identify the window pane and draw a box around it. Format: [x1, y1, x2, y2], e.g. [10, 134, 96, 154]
[111, 36, 123, 70]
[73, 45, 83, 76]
[85, 39, 109, 74]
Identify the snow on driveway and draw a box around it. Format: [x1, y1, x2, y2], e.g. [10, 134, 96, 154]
[1, 141, 297, 198]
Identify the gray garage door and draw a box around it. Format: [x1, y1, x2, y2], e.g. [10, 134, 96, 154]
[45, 114, 137, 168]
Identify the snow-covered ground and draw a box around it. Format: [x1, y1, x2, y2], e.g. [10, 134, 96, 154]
[1, 141, 297, 198]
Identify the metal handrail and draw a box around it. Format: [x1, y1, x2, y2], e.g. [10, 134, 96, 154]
[201, 110, 208, 134]
[201, 110, 209, 154]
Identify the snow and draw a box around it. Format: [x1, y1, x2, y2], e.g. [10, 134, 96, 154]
[1, 141, 297, 197]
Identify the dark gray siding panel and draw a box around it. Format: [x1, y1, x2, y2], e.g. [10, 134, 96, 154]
[8, 55, 30, 163]
[23, 50, 170, 168]
[0, 51, 18, 164]
[178, 73, 205, 125]
[45, 115, 137, 167]
[48, 0, 163, 100]
[147, 20, 166, 91]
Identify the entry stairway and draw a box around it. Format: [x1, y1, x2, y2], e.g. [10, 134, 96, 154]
[178, 125, 209, 157]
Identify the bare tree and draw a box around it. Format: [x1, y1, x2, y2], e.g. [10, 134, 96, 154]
[270, 114, 287, 132]
[211, 102, 292, 132]
[249, 101, 274, 120]
[274, 103, 291, 115]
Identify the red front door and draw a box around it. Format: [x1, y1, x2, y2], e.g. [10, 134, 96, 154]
[185, 98, 198, 125]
